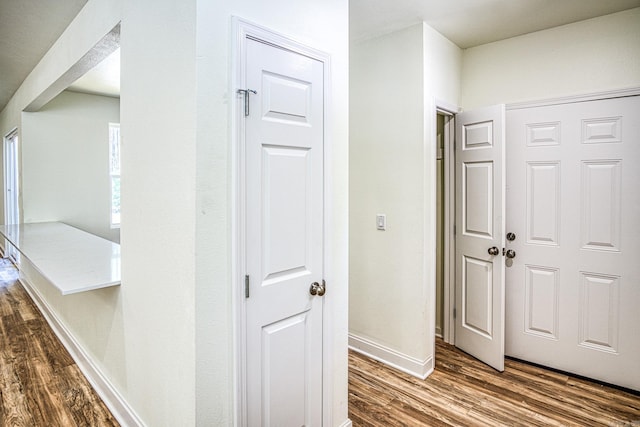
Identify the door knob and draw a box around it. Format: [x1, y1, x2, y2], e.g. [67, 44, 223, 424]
[506, 232, 516, 241]
[488, 246, 499, 256]
[505, 249, 516, 259]
[309, 281, 326, 297]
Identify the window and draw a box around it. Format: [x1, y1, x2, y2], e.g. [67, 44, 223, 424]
[109, 123, 121, 227]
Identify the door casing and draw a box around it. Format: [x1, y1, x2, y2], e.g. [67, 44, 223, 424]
[434, 103, 458, 345]
[231, 17, 333, 426]
[3, 128, 20, 261]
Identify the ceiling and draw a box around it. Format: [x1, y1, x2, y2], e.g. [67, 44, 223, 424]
[0, 0, 87, 111]
[67, 48, 121, 98]
[351, 0, 640, 46]
[1, 0, 639, 113]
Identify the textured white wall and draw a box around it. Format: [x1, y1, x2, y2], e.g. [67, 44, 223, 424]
[350, 23, 427, 360]
[462, 8, 640, 109]
[350, 23, 461, 375]
[22, 91, 120, 243]
[120, 0, 198, 425]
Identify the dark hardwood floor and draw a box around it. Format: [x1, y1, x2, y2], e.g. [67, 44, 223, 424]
[349, 340, 640, 426]
[0, 258, 118, 427]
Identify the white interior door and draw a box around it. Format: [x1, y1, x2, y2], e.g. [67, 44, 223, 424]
[506, 95, 640, 391]
[3, 130, 19, 260]
[455, 105, 506, 371]
[244, 37, 325, 425]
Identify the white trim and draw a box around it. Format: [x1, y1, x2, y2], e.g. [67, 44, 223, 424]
[506, 87, 640, 110]
[433, 101, 458, 347]
[424, 98, 437, 378]
[435, 98, 461, 115]
[442, 113, 456, 345]
[349, 333, 434, 380]
[18, 273, 144, 427]
[3, 127, 20, 262]
[338, 420, 353, 427]
[231, 17, 335, 427]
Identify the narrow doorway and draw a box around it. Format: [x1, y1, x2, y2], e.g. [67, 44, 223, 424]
[435, 110, 455, 345]
[435, 113, 445, 338]
[3, 129, 19, 261]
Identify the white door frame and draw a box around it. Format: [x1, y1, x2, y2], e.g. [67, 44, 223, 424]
[433, 101, 459, 345]
[231, 17, 333, 426]
[3, 127, 20, 260]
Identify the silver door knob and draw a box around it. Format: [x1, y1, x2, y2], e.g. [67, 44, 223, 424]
[488, 246, 500, 256]
[309, 282, 326, 297]
[505, 249, 516, 259]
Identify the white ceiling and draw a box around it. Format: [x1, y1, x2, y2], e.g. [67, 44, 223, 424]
[350, 0, 640, 47]
[1, 0, 639, 112]
[67, 48, 121, 99]
[0, 0, 87, 111]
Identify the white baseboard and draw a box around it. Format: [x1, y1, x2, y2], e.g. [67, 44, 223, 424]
[349, 333, 433, 380]
[19, 275, 144, 427]
[338, 419, 353, 427]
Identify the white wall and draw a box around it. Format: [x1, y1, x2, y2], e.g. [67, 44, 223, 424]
[349, 23, 461, 377]
[350, 24, 427, 369]
[22, 91, 120, 243]
[462, 8, 640, 109]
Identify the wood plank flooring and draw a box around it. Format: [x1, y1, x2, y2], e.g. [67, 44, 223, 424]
[0, 258, 118, 427]
[4, 251, 638, 426]
[349, 341, 640, 426]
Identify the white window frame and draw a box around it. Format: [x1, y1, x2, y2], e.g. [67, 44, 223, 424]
[109, 123, 121, 228]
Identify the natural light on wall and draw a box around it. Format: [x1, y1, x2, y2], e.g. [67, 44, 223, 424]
[109, 123, 121, 227]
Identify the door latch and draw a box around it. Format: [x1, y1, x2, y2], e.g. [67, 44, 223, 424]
[237, 89, 257, 117]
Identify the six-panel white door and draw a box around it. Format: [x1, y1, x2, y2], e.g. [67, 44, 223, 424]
[455, 105, 506, 371]
[244, 38, 325, 425]
[505, 96, 640, 391]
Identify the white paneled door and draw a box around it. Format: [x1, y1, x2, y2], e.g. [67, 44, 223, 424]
[455, 105, 506, 371]
[244, 38, 325, 425]
[506, 96, 640, 391]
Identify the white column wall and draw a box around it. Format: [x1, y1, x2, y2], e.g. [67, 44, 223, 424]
[349, 22, 461, 378]
[350, 24, 428, 369]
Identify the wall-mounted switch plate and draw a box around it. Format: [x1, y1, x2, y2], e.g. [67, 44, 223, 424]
[376, 214, 386, 231]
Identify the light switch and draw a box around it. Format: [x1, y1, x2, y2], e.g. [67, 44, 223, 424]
[376, 214, 386, 231]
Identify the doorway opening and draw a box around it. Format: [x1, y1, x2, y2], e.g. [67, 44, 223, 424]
[3, 128, 20, 262]
[435, 110, 455, 345]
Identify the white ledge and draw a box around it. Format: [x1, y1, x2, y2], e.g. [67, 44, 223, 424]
[0, 222, 121, 295]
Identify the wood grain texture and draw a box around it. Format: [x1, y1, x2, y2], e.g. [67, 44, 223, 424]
[0, 259, 118, 427]
[349, 340, 640, 426]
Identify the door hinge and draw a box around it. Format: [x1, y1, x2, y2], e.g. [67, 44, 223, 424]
[453, 307, 457, 319]
[453, 224, 456, 236]
[245, 275, 250, 298]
